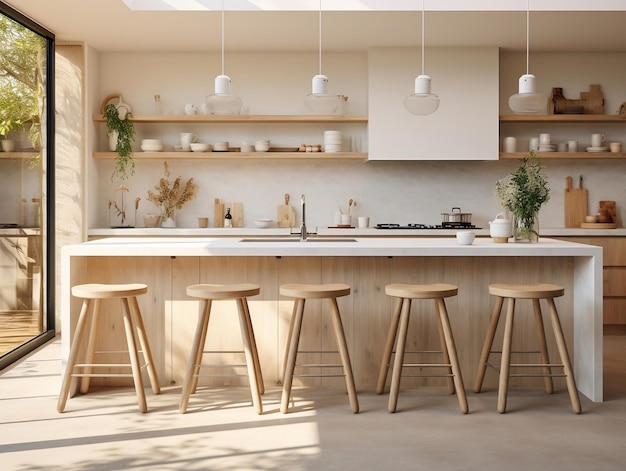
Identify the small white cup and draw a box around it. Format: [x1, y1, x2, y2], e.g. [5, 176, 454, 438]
[610, 142, 622, 153]
[567, 140, 578, 152]
[539, 133, 551, 145]
[180, 132, 197, 151]
[358, 216, 370, 228]
[591, 133, 605, 148]
[529, 137, 539, 151]
[341, 214, 352, 226]
[503, 137, 517, 153]
[456, 231, 475, 245]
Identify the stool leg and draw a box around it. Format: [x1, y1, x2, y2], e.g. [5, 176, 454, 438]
[532, 298, 554, 394]
[328, 297, 359, 414]
[546, 298, 582, 414]
[498, 298, 516, 414]
[80, 298, 101, 394]
[120, 297, 147, 413]
[389, 298, 411, 413]
[474, 296, 504, 393]
[281, 298, 306, 413]
[57, 299, 92, 413]
[236, 298, 264, 415]
[129, 296, 160, 395]
[180, 299, 211, 413]
[376, 297, 402, 394]
[241, 297, 265, 395]
[434, 299, 456, 395]
[436, 298, 469, 414]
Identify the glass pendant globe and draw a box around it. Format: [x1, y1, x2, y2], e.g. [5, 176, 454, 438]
[207, 75, 242, 115]
[305, 74, 340, 114]
[404, 75, 440, 115]
[509, 74, 544, 114]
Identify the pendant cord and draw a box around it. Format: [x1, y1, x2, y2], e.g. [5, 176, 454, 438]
[318, 0, 322, 75]
[421, 0, 425, 75]
[525, 0, 530, 74]
[221, 0, 225, 76]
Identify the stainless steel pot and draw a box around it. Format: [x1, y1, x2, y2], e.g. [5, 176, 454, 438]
[441, 207, 472, 224]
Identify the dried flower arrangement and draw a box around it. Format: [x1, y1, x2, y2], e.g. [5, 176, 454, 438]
[147, 161, 198, 219]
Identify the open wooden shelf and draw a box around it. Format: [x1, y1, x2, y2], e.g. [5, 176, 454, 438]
[93, 151, 367, 160]
[0, 151, 39, 159]
[500, 151, 626, 159]
[93, 114, 368, 124]
[500, 114, 626, 123]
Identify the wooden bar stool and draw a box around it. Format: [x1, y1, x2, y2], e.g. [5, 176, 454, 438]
[280, 283, 359, 414]
[57, 283, 160, 413]
[180, 284, 264, 415]
[474, 283, 581, 414]
[377, 283, 468, 414]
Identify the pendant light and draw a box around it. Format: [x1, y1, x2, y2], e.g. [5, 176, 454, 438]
[304, 0, 340, 114]
[404, 0, 439, 116]
[207, 0, 242, 115]
[508, 0, 544, 114]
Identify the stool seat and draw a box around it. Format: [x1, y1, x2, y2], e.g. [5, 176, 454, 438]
[280, 283, 351, 299]
[474, 283, 581, 414]
[378, 283, 468, 414]
[58, 283, 160, 414]
[489, 283, 564, 299]
[180, 283, 264, 415]
[280, 283, 358, 414]
[72, 283, 148, 299]
[386, 283, 458, 299]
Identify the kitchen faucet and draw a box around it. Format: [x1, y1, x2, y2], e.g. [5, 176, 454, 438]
[291, 194, 316, 241]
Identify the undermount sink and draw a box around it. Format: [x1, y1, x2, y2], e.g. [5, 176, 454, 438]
[239, 238, 357, 243]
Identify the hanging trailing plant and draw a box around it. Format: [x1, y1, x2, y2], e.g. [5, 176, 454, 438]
[104, 102, 135, 180]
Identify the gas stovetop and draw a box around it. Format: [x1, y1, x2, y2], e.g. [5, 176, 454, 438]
[375, 223, 481, 230]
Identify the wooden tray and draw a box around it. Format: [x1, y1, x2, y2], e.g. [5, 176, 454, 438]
[580, 222, 617, 229]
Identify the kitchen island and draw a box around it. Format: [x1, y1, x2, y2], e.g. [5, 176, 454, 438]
[61, 237, 603, 401]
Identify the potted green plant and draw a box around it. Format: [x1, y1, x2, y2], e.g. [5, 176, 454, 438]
[495, 150, 550, 242]
[103, 101, 135, 180]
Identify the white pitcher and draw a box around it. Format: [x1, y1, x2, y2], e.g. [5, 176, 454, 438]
[180, 133, 197, 151]
[489, 212, 512, 241]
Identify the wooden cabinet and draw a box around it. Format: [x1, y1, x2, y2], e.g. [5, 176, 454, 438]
[555, 236, 626, 324]
[92, 114, 368, 160]
[367, 47, 499, 160]
[499, 115, 626, 159]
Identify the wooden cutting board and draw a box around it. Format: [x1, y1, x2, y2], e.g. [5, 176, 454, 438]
[564, 175, 588, 228]
[599, 200, 617, 223]
[214, 198, 224, 227]
[277, 193, 296, 228]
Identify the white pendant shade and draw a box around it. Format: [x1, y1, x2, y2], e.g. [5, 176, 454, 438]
[305, 74, 340, 114]
[404, 75, 440, 115]
[509, 73, 544, 114]
[208, 75, 242, 115]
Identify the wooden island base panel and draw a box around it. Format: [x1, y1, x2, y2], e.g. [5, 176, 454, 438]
[61, 237, 603, 402]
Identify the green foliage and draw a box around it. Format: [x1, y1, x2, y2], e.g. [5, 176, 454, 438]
[0, 15, 45, 148]
[495, 150, 550, 239]
[104, 102, 136, 180]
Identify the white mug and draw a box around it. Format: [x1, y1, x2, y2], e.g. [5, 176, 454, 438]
[358, 216, 370, 228]
[539, 133, 551, 145]
[529, 137, 539, 151]
[567, 140, 578, 152]
[503, 137, 517, 153]
[180, 132, 197, 151]
[591, 133, 605, 148]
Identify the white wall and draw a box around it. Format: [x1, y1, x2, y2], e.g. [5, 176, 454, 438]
[88, 50, 626, 230]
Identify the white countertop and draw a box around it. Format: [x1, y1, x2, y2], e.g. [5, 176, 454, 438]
[65, 236, 602, 258]
[88, 227, 626, 238]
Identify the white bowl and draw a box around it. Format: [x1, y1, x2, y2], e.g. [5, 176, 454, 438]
[141, 138, 162, 145]
[190, 143, 211, 152]
[456, 231, 475, 245]
[141, 144, 164, 152]
[254, 218, 274, 228]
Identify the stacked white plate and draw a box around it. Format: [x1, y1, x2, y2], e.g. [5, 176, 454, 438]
[586, 146, 609, 152]
[324, 130, 342, 153]
[141, 138, 163, 152]
[538, 144, 555, 152]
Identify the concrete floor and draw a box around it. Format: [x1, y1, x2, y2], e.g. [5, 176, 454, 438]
[1, 334, 625, 471]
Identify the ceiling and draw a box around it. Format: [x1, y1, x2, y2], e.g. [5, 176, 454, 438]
[4, 0, 626, 54]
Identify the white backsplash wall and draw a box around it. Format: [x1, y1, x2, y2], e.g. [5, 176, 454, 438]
[95, 157, 626, 230]
[90, 50, 626, 230]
